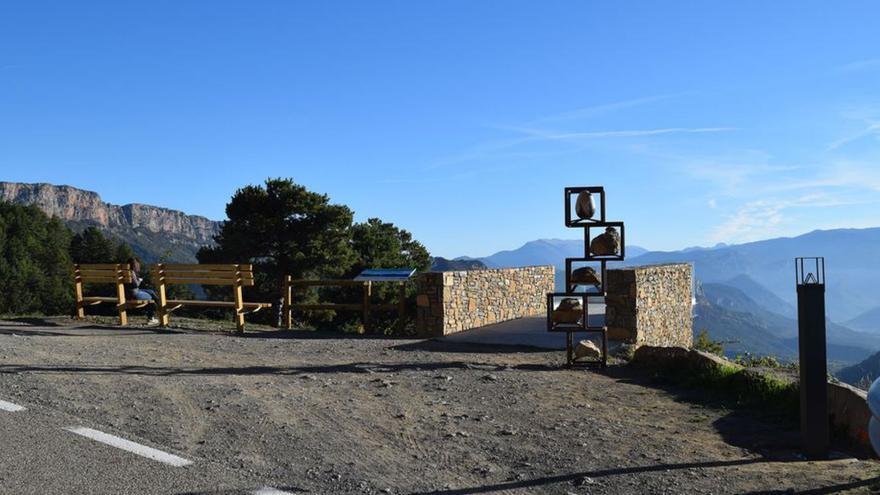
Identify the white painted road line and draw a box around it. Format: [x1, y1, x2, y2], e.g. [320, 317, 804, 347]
[252, 488, 296, 495]
[64, 427, 193, 467]
[0, 399, 26, 412]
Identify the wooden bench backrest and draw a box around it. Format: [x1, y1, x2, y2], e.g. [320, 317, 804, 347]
[150, 264, 255, 287]
[74, 264, 134, 284]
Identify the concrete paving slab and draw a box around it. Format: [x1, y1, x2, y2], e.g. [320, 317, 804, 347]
[439, 304, 606, 350]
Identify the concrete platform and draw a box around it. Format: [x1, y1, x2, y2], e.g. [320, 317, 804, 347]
[439, 304, 606, 350]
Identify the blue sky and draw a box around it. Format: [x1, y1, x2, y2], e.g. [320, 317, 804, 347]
[2, 1, 879, 258]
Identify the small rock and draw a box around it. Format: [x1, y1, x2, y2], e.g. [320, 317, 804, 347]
[574, 340, 601, 360]
[576, 476, 596, 486]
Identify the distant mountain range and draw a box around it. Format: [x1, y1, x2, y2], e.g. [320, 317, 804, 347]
[471, 238, 649, 268]
[629, 228, 880, 323]
[838, 350, 880, 389]
[0, 182, 219, 262]
[446, 229, 880, 365]
[696, 281, 880, 364]
[454, 228, 880, 323]
[430, 257, 487, 271]
[447, 239, 648, 289]
[843, 307, 880, 334]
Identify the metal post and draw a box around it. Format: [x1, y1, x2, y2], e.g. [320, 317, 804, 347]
[795, 257, 829, 459]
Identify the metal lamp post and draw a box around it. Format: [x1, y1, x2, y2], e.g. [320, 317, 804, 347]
[795, 257, 829, 459]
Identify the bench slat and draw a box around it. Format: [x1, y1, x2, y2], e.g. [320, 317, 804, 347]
[76, 275, 130, 284]
[156, 277, 254, 286]
[75, 268, 124, 274]
[156, 271, 254, 281]
[150, 264, 252, 272]
[82, 296, 118, 303]
[77, 272, 133, 282]
[76, 263, 128, 270]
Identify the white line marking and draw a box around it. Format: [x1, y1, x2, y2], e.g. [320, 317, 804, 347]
[65, 426, 193, 467]
[0, 399, 26, 412]
[252, 488, 296, 495]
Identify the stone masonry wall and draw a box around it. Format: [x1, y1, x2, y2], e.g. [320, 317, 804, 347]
[415, 266, 555, 337]
[605, 263, 693, 347]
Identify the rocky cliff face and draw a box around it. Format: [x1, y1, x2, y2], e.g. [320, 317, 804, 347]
[0, 182, 221, 261]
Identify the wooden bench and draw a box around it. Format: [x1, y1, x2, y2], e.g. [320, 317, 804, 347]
[73, 263, 153, 326]
[150, 263, 271, 332]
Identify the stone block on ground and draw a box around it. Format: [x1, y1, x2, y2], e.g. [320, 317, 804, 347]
[631, 345, 691, 367]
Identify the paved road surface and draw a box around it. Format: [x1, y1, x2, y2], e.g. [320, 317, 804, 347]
[0, 396, 294, 494]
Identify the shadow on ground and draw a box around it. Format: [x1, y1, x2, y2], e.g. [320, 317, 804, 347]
[404, 459, 880, 495]
[0, 360, 522, 377]
[0, 319, 184, 337]
[175, 487, 306, 495]
[596, 365, 880, 462]
[392, 339, 553, 354]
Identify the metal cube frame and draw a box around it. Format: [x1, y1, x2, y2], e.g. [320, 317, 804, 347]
[546, 292, 588, 332]
[564, 258, 607, 295]
[583, 221, 626, 261]
[564, 186, 606, 227]
[546, 292, 608, 367]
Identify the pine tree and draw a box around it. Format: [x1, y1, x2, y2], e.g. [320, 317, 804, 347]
[70, 227, 115, 264]
[0, 203, 73, 315]
[198, 178, 356, 307]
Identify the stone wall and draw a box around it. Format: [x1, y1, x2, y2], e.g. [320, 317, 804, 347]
[606, 263, 693, 347]
[415, 266, 555, 337]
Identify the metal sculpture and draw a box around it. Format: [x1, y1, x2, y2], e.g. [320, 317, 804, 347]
[548, 186, 626, 367]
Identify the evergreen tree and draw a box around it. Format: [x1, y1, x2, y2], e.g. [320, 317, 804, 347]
[114, 241, 135, 263]
[0, 203, 73, 314]
[342, 218, 431, 333]
[349, 218, 431, 276]
[198, 178, 356, 308]
[70, 227, 115, 264]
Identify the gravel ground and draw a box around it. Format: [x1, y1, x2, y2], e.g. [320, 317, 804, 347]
[1, 316, 879, 494]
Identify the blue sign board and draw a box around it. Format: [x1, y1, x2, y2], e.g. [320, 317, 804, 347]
[354, 268, 416, 282]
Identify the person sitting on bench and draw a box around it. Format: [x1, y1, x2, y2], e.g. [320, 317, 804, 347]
[127, 257, 160, 326]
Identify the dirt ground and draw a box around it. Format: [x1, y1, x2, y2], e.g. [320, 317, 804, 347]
[1, 315, 879, 494]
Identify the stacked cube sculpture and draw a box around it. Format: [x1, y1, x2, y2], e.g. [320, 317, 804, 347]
[547, 186, 626, 367]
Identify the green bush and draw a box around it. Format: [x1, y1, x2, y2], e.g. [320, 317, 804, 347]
[694, 329, 725, 356]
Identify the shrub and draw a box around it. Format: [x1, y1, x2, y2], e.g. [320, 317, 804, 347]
[694, 329, 725, 356]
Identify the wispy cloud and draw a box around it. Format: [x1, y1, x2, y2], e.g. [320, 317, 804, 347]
[709, 193, 877, 243]
[529, 93, 684, 124]
[426, 92, 721, 170]
[826, 120, 880, 150]
[680, 156, 798, 196]
[762, 161, 880, 193]
[425, 125, 734, 170]
[506, 126, 735, 141]
[837, 58, 880, 72]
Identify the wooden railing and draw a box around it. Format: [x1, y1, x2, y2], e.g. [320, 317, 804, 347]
[282, 276, 407, 333]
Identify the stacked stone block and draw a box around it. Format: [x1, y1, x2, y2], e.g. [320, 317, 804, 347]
[605, 263, 694, 348]
[415, 266, 555, 337]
